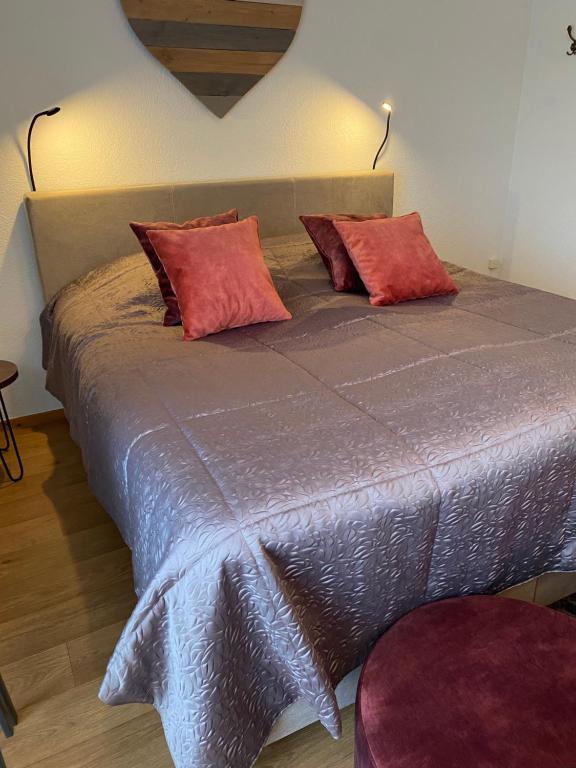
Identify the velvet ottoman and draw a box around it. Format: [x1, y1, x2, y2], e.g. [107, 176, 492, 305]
[355, 595, 576, 768]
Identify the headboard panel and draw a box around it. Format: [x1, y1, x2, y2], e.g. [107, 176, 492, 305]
[25, 171, 394, 301]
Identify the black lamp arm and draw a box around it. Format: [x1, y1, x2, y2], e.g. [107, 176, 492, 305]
[26, 108, 60, 192]
[372, 111, 392, 171]
[26, 114, 41, 192]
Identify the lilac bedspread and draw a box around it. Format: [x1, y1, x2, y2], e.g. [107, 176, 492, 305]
[41, 234, 576, 767]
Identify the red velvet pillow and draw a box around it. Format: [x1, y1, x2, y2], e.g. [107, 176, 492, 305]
[130, 209, 238, 326]
[333, 213, 459, 306]
[147, 217, 292, 341]
[299, 213, 388, 292]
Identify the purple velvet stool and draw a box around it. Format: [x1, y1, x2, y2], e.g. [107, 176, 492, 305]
[355, 596, 576, 768]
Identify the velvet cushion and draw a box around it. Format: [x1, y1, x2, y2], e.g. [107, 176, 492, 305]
[147, 216, 292, 341]
[334, 212, 458, 306]
[130, 209, 238, 326]
[299, 214, 388, 293]
[356, 596, 576, 768]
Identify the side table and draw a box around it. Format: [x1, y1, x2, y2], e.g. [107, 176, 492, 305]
[0, 361, 24, 483]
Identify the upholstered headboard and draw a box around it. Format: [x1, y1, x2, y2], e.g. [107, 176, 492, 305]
[25, 171, 394, 301]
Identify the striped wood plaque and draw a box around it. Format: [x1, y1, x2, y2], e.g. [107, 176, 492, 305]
[120, 0, 304, 116]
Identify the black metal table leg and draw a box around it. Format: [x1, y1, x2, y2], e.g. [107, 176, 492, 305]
[0, 674, 17, 739]
[0, 750, 6, 768]
[0, 391, 24, 483]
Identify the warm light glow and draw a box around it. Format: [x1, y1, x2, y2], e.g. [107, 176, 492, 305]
[381, 101, 393, 113]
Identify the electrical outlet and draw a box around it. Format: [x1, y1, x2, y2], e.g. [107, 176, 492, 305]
[488, 258, 501, 271]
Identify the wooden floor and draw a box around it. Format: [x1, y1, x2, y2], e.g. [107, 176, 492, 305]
[0, 415, 354, 767]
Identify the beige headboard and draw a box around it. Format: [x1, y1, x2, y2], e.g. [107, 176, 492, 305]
[25, 171, 394, 301]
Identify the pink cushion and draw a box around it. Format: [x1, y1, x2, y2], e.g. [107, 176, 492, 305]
[299, 214, 388, 293]
[334, 213, 458, 306]
[147, 217, 292, 341]
[130, 209, 238, 326]
[356, 596, 576, 768]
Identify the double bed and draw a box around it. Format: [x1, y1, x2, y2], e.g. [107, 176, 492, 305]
[26, 173, 576, 768]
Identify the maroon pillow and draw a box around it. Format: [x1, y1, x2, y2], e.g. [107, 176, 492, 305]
[130, 209, 238, 326]
[300, 213, 388, 292]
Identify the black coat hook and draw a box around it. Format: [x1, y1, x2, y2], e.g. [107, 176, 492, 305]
[568, 25, 576, 56]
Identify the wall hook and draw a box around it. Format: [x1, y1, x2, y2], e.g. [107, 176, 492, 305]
[568, 25, 576, 56]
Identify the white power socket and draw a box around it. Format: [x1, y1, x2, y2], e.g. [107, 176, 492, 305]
[488, 258, 501, 271]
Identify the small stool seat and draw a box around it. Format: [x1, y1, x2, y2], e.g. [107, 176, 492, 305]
[356, 596, 576, 768]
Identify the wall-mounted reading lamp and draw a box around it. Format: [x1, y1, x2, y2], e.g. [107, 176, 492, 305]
[27, 107, 61, 192]
[372, 102, 393, 171]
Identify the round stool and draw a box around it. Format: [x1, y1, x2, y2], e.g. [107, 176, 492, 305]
[356, 596, 576, 768]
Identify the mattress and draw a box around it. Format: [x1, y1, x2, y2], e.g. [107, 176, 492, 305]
[41, 233, 576, 768]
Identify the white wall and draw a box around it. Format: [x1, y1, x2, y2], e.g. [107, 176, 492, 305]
[503, 0, 576, 296]
[0, 0, 531, 416]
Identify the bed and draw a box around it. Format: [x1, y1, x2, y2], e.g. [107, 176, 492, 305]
[26, 172, 576, 768]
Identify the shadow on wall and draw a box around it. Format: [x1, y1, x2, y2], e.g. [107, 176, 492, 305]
[0, 0, 145, 129]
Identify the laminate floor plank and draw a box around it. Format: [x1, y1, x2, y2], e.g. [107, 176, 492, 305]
[0, 482, 107, 529]
[0, 547, 133, 624]
[0, 579, 136, 666]
[8, 424, 79, 459]
[0, 462, 89, 506]
[67, 621, 126, 686]
[0, 644, 74, 711]
[31, 713, 170, 768]
[0, 522, 125, 576]
[0, 680, 151, 768]
[0, 505, 111, 554]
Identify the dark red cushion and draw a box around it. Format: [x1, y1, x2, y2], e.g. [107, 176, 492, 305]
[356, 596, 576, 768]
[299, 213, 388, 293]
[130, 209, 238, 326]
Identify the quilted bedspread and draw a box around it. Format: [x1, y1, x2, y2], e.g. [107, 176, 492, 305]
[41, 234, 576, 767]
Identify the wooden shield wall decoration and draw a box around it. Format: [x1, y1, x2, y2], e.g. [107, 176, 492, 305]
[120, 0, 304, 117]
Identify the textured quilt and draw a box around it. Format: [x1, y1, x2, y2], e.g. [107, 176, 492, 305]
[41, 234, 576, 768]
